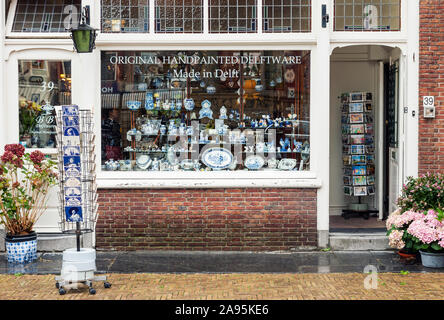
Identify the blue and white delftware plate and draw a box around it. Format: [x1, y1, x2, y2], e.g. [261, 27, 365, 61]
[201, 148, 233, 170]
[278, 158, 297, 170]
[244, 155, 265, 170]
[127, 100, 141, 111]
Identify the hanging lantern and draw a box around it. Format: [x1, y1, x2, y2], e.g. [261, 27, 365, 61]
[70, 6, 97, 53]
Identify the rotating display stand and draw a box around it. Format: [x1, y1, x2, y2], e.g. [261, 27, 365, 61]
[340, 92, 378, 220]
[54, 106, 111, 295]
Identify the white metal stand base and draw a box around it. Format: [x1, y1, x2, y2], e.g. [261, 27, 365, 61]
[55, 248, 111, 295]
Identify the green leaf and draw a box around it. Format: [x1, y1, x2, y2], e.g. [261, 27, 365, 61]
[400, 270, 409, 275]
[431, 243, 443, 251]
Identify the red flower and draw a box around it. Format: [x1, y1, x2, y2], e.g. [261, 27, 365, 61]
[1, 151, 14, 163]
[12, 158, 23, 168]
[4, 144, 25, 158]
[33, 164, 43, 173]
[30, 150, 45, 164]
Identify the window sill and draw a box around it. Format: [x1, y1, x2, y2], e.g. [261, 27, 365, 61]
[97, 171, 322, 189]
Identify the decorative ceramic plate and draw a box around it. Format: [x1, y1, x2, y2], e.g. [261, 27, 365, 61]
[136, 155, 151, 169]
[244, 155, 265, 170]
[180, 159, 195, 171]
[201, 148, 233, 170]
[127, 100, 141, 111]
[278, 158, 297, 170]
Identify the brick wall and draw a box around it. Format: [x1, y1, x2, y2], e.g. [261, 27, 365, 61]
[419, 0, 444, 174]
[95, 188, 318, 251]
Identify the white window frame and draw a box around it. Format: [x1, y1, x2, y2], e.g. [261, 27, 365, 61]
[94, 43, 321, 189]
[330, 0, 408, 43]
[5, 0, 85, 39]
[4, 48, 81, 156]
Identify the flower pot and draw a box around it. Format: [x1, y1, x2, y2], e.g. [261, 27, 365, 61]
[419, 250, 444, 268]
[397, 249, 418, 259]
[5, 232, 37, 264]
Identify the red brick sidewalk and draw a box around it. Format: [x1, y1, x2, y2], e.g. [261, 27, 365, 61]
[0, 273, 442, 300]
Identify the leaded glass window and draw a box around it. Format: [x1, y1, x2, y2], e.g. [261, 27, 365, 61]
[101, 0, 150, 33]
[12, 0, 81, 33]
[209, 0, 257, 33]
[155, 0, 203, 33]
[334, 0, 401, 31]
[263, 0, 311, 33]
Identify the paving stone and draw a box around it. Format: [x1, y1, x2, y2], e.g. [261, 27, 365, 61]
[0, 273, 442, 300]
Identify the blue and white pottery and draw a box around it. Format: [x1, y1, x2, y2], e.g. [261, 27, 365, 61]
[145, 92, 154, 110]
[244, 155, 265, 170]
[127, 100, 141, 111]
[219, 106, 228, 119]
[160, 125, 167, 135]
[206, 85, 216, 94]
[278, 158, 297, 170]
[201, 148, 233, 170]
[5, 232, 38, 264]
[294, 141, 303, 153]
[199, 100, 213, 119]
[267, 158, 279, 169]
[184, 98, 195, 111]
[136, 155, 151, 170]
[186, 126, 194, 135]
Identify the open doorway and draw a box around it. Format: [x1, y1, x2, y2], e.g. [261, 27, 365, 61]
[329, 45, 401, 232]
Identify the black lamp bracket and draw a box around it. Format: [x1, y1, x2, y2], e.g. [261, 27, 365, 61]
[81, 5, 91, 26]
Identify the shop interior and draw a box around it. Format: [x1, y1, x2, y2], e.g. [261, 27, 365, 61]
[329, 45, 401, 231]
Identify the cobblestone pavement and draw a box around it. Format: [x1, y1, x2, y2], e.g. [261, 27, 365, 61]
[0, 273, 443, 300]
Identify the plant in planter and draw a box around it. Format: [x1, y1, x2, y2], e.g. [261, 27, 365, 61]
[406, 208, 444, 268]
[387, 172, 444, 266]
[386, 209, 425, 256]
[0, 144, 58, 263]
[397, 172, 444, 212]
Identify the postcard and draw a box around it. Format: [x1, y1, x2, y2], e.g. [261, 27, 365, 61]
[349, 113, 364, 124]
[351, 145, 365, 155]
[350, 124, 365, 134]
[350, 135, 365, 144]
[353, 176, 367, 186]
[349, 103, 364, 113]
[344, 186, 353, 196]
[352, 155, 366, 165]
[354, 186, 367, 196]
[352, 165, 367, 176]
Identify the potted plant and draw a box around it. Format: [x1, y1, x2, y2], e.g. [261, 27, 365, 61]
[406, 208, 444, 268]
[387, 172, 444, 266]
[0, 144, 57, 263]
[386, 209, 424, 258]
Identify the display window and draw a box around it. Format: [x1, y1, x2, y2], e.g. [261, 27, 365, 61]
[18, 60, 72, 148]
[100, 50, 310, 172]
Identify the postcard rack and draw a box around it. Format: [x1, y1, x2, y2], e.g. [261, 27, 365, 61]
[340, 92, 377, 219]
[55, 107, 98, 236]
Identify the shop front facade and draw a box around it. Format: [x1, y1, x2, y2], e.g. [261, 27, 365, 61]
[1, 0, 438, 251]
